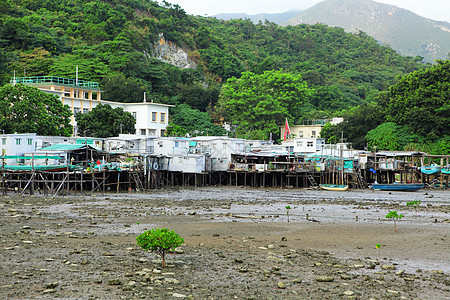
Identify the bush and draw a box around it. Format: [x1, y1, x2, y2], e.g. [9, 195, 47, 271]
[136, 228, 184, 267]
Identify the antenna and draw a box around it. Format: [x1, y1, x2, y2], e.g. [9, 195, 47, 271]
[76, 65, 78, 85]
[12, 70, 16, 85]
[143, 92, 146, 103]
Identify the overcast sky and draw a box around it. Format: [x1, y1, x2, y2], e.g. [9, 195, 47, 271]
[166, 0, 450, 22]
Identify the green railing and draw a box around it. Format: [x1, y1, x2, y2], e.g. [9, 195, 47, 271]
[10, 76, 99, 88]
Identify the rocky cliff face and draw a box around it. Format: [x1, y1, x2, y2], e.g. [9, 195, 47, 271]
[152, 33, 197, 69]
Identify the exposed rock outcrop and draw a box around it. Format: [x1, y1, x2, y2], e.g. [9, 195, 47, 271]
[152, 33, 197, 69]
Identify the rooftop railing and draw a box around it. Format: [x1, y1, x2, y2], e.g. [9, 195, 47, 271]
[10, 76, 99, 89]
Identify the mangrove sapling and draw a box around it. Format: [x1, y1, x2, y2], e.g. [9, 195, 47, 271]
[407, 200, 421, 217]
[385, 211, 403, 232]
[285, 205, 291, 222]
[136, 228, 184, 267]
[376, 243, 382, 261]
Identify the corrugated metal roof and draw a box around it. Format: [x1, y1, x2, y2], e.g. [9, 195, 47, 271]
[375, 151, 426, 157]
[39, 144, 87, 151]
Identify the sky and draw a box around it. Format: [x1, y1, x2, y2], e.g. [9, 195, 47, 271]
[165, 0, 450, 22]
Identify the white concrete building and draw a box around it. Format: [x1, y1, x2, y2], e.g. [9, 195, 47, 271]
[105, 134, 156, 153]
[0, 133, 37, 156]
[167, 154, 208, 173]
[280, 118, 344, 139]
[282, 138, 326, 155]
[153, 137, 190, 156]
[12, 76, 172, 137]
[189, 136, 247, 171]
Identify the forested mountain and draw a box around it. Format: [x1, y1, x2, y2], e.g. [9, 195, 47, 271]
[214, 10, 302, 24]
[1, 0, 446, 148]
[283, 0, 450, 63]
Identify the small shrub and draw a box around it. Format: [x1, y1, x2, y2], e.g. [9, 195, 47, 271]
[385, 211, 403, 232]
[137, 228, 184, 267]
[407, 200, 421, 217]
[285, 205, 291, 222]
[376, 243, 382, 260]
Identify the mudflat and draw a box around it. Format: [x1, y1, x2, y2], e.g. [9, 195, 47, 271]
[1, 187, 449, 299]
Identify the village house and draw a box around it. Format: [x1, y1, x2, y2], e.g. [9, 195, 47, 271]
[11, 76, 172, 137]
[0, 133, 37, 156]
[280, 118, 344, 139]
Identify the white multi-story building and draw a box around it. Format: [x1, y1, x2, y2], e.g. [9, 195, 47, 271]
[11, 76, 172, 137]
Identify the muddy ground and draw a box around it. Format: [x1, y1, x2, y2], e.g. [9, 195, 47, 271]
[0, 187, 449, 299]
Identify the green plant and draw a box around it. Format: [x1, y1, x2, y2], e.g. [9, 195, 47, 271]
[385, 211, 403, 232]
[136, 228, 184, 267]
[376, 243, 382, 260]
[407, 200, 421, 217]
[285, 205, 291, 222]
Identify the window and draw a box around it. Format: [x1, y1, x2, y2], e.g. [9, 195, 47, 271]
[298, 131, 303, 138]
[311, 131, 316, 138]
[175, 141, 179, 147]
[152, 112, 157, 122]
[296, 141, 303, 147]
[160, 129, 165, 137]
[307, 141, 314, 147]
[140, 129, 146, 135]
[15, 138, 21, 145]
[73, 107, 81, 114]
[2, 138, 6, 145]
[132, 112, 137, 119]
[83, 108, 89, 114]
[222, 143, 227, 150]
[27, 139, 33, 145]
[160, 113, 166, 123]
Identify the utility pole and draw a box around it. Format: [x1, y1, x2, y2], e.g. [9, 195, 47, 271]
[340, 131, 344, 185]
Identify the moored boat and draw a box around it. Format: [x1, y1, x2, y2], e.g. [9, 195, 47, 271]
[319, 184, 349, 191]
[371, 183, 424, 192]
[420, 164, 441, 175]
[441, 166, 450, 175]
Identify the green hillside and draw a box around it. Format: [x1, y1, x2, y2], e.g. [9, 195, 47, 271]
[0, 0, 431, 141]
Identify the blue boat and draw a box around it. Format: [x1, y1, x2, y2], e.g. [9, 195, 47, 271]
[371, 183, 424, 192]
[442, 166, 450, 175]
[420, 164, 441, 175]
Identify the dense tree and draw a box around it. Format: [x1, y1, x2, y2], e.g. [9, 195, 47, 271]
[75, 103, 135, 138]
[378, 60, 450, 140]
[170, 104, 226, 137]
[365, 122, 417, 151]
[320, 123, 340, 144]
[336, 103, 385, 149]
[177, 85, 219, 111]
[0, 84, 72, 136]
[101, 74, 147, 103]
[217, 70, 314, 139]
[165, 123, 187, 137]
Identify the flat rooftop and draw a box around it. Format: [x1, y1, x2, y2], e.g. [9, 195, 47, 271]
[11, 76, 100, 90]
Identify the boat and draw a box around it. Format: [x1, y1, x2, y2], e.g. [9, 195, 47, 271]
[420, 164, 441, 175]
[371, 183, 424, 192]
[319, 184, 349, 191]
[441, 166, 450, 175]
